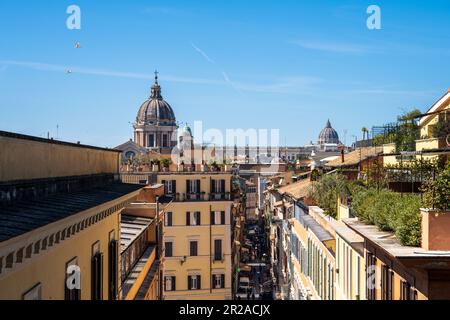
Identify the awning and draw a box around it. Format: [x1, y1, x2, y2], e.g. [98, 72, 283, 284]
[239, 264, 252, 272]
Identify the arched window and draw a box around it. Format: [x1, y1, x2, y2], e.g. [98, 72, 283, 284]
[125, 151, 136, 160]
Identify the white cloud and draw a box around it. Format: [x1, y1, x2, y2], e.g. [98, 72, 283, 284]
[0, 60, 224, 85]
[0, 59, 321, 94]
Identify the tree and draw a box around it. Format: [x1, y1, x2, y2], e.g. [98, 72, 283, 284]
[361, 127, 369, 141]
[310, 173, 350, 218]
[395, 109, 421, 152]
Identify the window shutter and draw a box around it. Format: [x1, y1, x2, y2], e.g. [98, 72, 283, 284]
[186, 180, 190, 194]
[173, 180, 177, 194]
[108, 240, 118, 300]
[188, 276, 192, 290]
[99, 253, 104, 300]
[168, 212, 172, 226]
[198, 275, 201, 290]
[211, 211, 215, 225]
[211, 179, 215, 193]
[186, 212, 190, 226]
[172, 276, 176, 291]
[91, 254, 99, 300]
[196, 212, 201, 225]
[196, 180, 201, 193]
[162, 180, 167, 194]
[221, 180, 226, 193]
[221, 211, 225, 225]
[221, 274, 225, 288]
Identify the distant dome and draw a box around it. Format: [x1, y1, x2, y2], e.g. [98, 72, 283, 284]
[318, 120, 340, 145]
[136, 75, 176, 126]
[181, 124, 193, 137]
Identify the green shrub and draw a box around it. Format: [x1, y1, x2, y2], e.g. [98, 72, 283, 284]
[421, 162, 450, 211]
[351, 186, 422, 246]
[311, 173, 349, 218]
[313, 173, 424, 246]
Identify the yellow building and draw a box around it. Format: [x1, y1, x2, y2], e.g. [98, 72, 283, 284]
[415, 89, 450, 161]
[157, 172, 234, 300]
[0, 131, 143, 300]
[382, 90, 450, 166]
[335, 199, 366, 300]
[288, 205, 336, 300]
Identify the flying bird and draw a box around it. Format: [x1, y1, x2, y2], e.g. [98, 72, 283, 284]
[66, 69, 73, 74]
[75, 42, 81, 49]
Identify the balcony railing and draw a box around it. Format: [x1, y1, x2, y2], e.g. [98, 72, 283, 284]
[171, 192, 233, 202]
[209, 192, 231, 201]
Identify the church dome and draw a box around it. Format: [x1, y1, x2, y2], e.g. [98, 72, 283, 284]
[181, 124, 193, 137]
[318, 120, 340, 144]
[136, 73, 176, 126]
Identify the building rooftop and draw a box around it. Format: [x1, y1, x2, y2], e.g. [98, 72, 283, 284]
[333, 220, 365, 256]
[0, 130, 121, 153]
[277, 179, 312, 200]
[327, 147, 382, 168]
[0, 183, 143, 242]
[343, 219, 450, 259]
[120, 215, 154, 253]
[300, 214, 334, 243]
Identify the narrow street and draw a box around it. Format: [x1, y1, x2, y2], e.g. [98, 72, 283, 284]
[235, 218, 273, 300]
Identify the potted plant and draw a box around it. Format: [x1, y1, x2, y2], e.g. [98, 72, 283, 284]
[201, 161, 208, 172]
[162, 158, 172, 172]
[178, 160, 185, 172]
[152, 159, 160, 172]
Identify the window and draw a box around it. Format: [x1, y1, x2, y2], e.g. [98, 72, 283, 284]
[125, 151, 135, 160]
[213, 274, 225, 289]
[211, 179, 226, 197]
[400, 280, 412, 300]
[381, 265, 393, 300]
[149, 134, 155, 147]
[186, 212, 201, 226]
[108, 239, 118, 300]
[65, 257, 81, 301]
[162, 180, 176, 195]
[366, 252, 376, 300]
[91, 252, 103, 300]
[165, 242, 173, 257]
[165, 276, 176, 291]
[162, 134, 169, 147]
[214, 239, 223, 261]
[190, 241, 198, 256]
[188, 275, 201, 290]
[211, 211, 225, 225]
[165, 212, 173, 227]
[187, 180, 200, 194]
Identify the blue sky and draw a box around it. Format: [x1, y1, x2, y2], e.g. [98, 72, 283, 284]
[0, 0, 449, 147]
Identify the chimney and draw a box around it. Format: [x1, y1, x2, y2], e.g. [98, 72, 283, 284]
[421, 208, 450, 251]
[341, 149, 345, 163]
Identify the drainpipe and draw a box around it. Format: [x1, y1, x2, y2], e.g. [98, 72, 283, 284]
[210, 204, 213, 294]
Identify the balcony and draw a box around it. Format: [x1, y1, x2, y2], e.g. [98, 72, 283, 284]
[209, 192, 232, 201]
[171, 192, 233, 202]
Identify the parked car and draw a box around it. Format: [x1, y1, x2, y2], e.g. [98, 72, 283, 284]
[239, 276, 250, 290]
